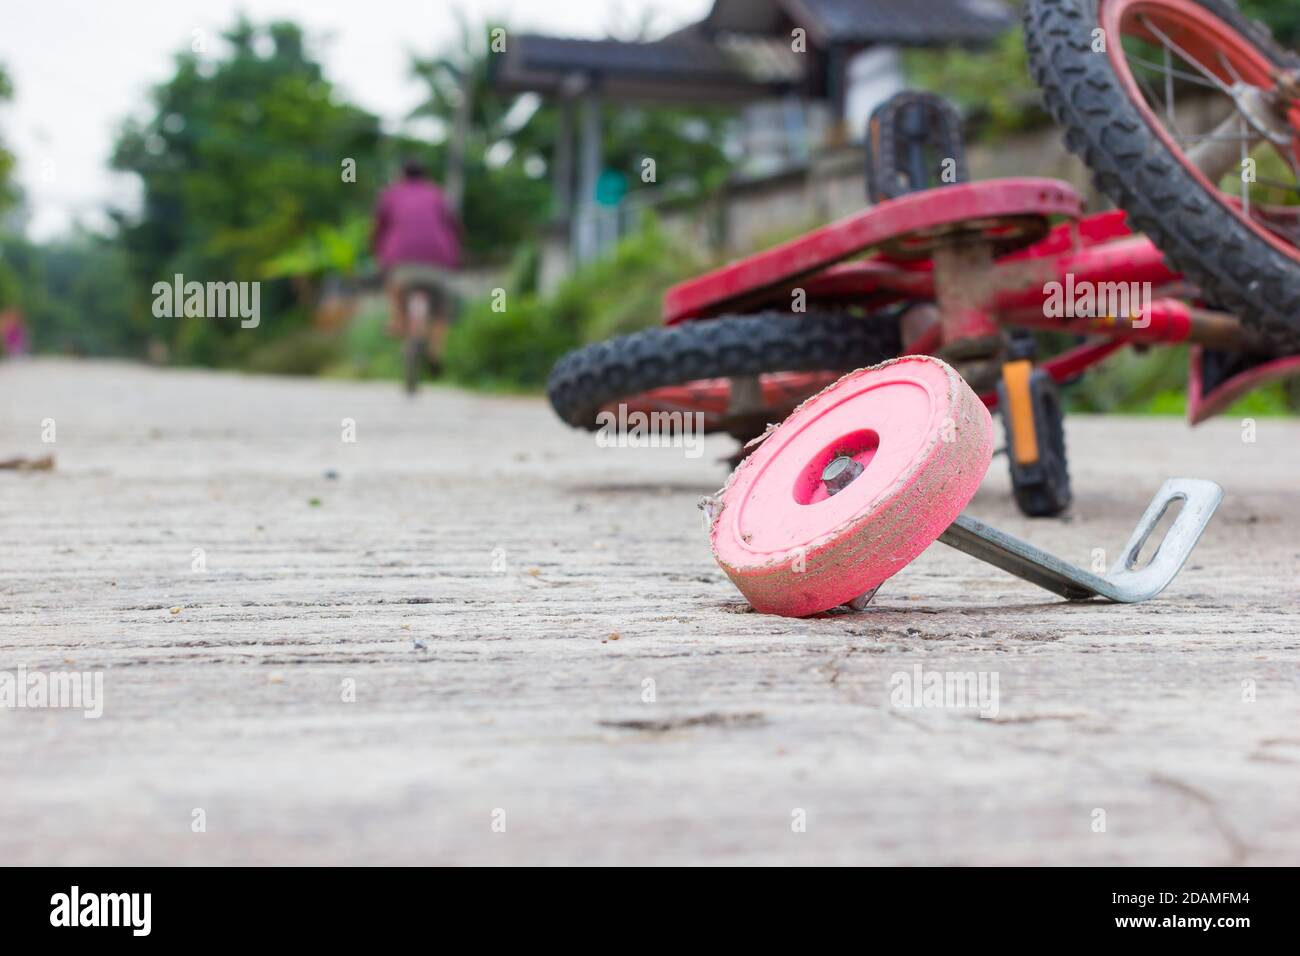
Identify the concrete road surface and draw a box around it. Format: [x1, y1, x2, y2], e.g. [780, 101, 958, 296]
[1, 358, 1297, 865]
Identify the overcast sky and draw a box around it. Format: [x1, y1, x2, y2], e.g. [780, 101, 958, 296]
[0, 0, 711, 240]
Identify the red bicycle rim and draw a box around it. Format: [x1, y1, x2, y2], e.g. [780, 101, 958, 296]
[1102, 0, 1300, 263]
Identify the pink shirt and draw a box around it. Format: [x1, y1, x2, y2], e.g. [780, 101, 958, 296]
[1, 312, 27, 356]
[373, 179, 461, 270]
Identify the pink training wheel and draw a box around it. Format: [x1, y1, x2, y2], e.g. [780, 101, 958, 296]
[708, 356, 993, 617]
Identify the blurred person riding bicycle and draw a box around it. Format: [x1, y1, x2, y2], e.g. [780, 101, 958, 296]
[372, 158, 462, 392]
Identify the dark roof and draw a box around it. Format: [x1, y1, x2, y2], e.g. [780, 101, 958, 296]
[706, 0, 1013, 45]
[507, 35, 734, 78]
[494, 33, 801, 103]
[789, 0, 1014, 45]
[493, 0, 1014, 102]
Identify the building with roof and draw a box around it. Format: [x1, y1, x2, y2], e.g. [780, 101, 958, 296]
[492, 0, 1014, 270]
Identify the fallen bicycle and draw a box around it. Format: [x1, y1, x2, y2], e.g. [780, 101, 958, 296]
[548, 0, 1295, 614]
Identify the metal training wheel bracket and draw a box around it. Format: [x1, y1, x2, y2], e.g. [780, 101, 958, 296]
[939, 478, 1223, 604]
[705, 357, 1223, 617]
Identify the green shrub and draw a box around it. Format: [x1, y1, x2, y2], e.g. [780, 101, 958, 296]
[443, 219, 705, 390]
[443, 291, 579, 391]
[904, 30, 1048, 139]
[327, 303, 405, 380]
[1057, 343, 1293, 417]
[241, 326, 343, 376]
[565, 222, 705, 344]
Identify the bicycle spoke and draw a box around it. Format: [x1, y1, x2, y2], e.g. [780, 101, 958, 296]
[1174, 132, 1257, 144]
[1134, 69, 1183, 138]
[1241, 116, 1250, 220]
[1129, 14, 1300, 203]
[1125, 44, 1188, 138]
[1165, 44, 1176, 128]
[1138, 15, 1235, 96]
[1216, 49, 1244, 86]
[1253, 175, 1300, 195]
[1127, 52, 1221, 90]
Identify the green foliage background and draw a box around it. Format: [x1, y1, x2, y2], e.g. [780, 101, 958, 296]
[1240, 0, 1300, 46]
[0, 16, 732, 371]
[1, 5, 1298, 417]
[906, 1, 1300, 140]
[108, 19, 384, 365]
[443, 218, 705, 390]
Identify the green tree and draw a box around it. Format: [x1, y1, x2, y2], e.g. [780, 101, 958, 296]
[1240, 1, 1300, 48]
[406, 23, 734, 263]
[0, 62, 27, 328]
[906, 1, 1300, 139]
[904, 29, 1044, 138]
[0, 233, 136, 355]
[110, 18, 383, 362]
[407, 21, 553, 260]
[0, 65, 17, 215]
[0, 64, 18, 213]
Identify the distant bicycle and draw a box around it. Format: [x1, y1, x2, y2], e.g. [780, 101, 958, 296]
[387, 264, 455, 396]
[373, 158, 463, 397]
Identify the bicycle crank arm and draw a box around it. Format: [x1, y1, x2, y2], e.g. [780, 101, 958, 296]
[936, 478, 1223, 603]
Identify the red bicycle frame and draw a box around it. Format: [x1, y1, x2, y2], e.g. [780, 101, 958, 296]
[637, 179, 1300, 427]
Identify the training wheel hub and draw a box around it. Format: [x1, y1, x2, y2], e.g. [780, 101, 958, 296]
[708, 356, 993, 617]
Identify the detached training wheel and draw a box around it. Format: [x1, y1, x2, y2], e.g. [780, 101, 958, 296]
[706, 357, 1224, 616]
[708, 356, 993, 617]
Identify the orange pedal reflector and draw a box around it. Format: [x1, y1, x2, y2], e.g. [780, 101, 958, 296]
[1002, 359, 1040, 466]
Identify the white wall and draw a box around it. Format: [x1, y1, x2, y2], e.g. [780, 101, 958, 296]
[844, 46, 908, 142]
